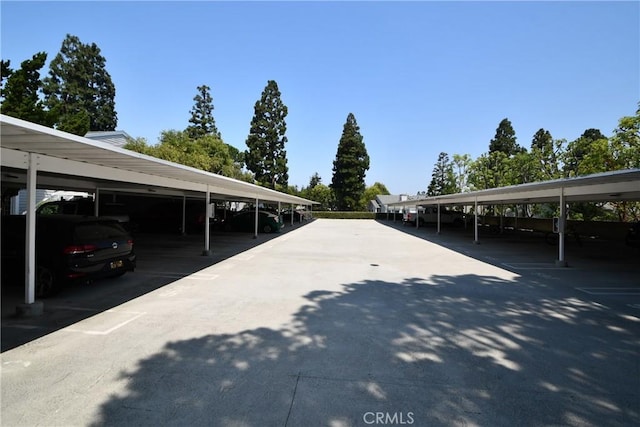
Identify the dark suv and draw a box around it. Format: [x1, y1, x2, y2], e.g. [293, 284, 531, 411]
[1, 215, 136, 297]
[36, 197, 132, 231]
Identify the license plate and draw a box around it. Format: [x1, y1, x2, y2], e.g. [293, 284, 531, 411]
[110, 260, 124, 269]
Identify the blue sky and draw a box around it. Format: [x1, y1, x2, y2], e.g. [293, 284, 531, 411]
[2, 1, 638, 195]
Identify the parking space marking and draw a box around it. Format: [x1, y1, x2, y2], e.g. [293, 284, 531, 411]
[136, 271, 220, 280]
[576, 287, 640, 296]
[63, 310, 146, 335]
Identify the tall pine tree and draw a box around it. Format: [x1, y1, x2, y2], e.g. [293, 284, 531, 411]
[186, 85, 220, 139]
[245, 80, 289, 189]
[489, 118, 520, 155]
[427, 152, 457, 196]
[0, 52, 50, 125]
[331, 113, 370, 210]
[42, 34, 117, 135]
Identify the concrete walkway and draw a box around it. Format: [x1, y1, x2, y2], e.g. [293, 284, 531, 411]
[1, 219, 639, 426]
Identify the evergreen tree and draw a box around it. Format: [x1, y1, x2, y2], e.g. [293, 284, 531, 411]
[489, 118, 520, 155]
[427, 152, 457, 196]
[0, 52, 50, 125]
[186, 85, 220, 139]
[245, 80, 289, 189]
[42, 34, 117, 135]
[1, 59, 13, 102]
[331, 113, 370, 210]
[309, 172, 322, 189]
[530, 129, 562, 180]
[563, 128, 608, 177]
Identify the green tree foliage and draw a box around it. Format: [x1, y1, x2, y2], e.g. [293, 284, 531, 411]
[610, 104, 640, 170]
[124, 131, 254, 182]
[427, 152, 457, 196]
[0, 52, 51, 125]
[562, 128, 608, 177]
[331, 113, 370, 211]
[530, 129, 563, 181]
[489, 118, 521, 156]
[361, 182, 390, 208]
[186, 85, 220, 139]
[309, 172, 322, 189]
[452, 153, 472, 192]
[42, 34, 117, 135]
[245, 80, 289, 189]
[0, 59, 12, 100]
[306, 184, 334, 211]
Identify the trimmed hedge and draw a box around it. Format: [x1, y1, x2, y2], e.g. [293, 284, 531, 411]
[312, 211, 376, 219]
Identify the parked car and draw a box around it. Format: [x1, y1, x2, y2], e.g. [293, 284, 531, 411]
[281, 209, 306, 223]
[36, 196, 133, 231]
[224, 210, 284, 233]
[1, 215, 136, 297]
[403, 207, 465, 227]
[626, 221, 640, 249]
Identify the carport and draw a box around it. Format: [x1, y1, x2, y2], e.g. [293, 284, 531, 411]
[1, 115, 317, 314]
[388, 169, 640, 266]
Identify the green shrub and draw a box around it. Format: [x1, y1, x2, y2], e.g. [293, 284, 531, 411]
[312, 211, 375, 219]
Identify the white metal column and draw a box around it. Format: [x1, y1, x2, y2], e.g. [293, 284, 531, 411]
[291, 203, 294, 226]
[474, 197, 479, 244]
[437, 203, 441, 235]
[182, 196, 187, 236]
[202, 188, 211, 255]
[254, 198, 259, 239]
[24, 153, 37, 304]
[556, 188, 567, 266]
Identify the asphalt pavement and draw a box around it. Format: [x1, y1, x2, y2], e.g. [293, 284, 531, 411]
[1, 219, 639, 426]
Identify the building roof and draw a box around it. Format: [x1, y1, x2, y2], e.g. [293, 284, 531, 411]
[84, 130, 133, 148]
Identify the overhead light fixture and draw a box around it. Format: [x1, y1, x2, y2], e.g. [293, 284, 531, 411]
[609, 193, 621, 197]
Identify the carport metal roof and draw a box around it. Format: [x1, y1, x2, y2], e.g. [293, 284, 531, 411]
[388, 169, 640, 208]
[0, 114, 317, 206]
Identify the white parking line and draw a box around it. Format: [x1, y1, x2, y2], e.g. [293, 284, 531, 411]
[136, 271, 220, 280]
[63, 310, 146, 335]
[576, 287, 640, 296]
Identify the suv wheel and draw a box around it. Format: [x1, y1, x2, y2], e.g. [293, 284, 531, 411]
[36, 266, 58, 298]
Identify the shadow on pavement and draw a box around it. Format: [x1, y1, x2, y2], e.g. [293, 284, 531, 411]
[89, 275, 639, 426]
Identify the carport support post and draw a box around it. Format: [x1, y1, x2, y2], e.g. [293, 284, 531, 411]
[437, 202, 441, 235]
[291, 203, 294, 226]
[18, 153, 43, 316]
[202, 189, 211, 256]
[556, 189, 567, 267]
[94, 188, 100, 216]
[473, 197, 480, 244]
[182, 196, 187, 236]
[254, 198, 259, 239]
[416, 205, 419, 229]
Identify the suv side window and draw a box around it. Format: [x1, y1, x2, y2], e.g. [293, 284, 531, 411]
[61, 203, 77, 214]
[38, 202, 61, 215]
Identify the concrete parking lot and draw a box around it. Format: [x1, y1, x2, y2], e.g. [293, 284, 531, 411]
[1, 219, 639, 426]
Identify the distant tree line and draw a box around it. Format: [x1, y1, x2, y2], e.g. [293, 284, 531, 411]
[0, 34, 377, 207]
[426, 109, 640, 221]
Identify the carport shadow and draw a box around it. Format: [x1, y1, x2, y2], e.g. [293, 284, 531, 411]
[89, 275, 639, 426]
[0, 220, 313, 352]
[375, 219, 640, 277]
